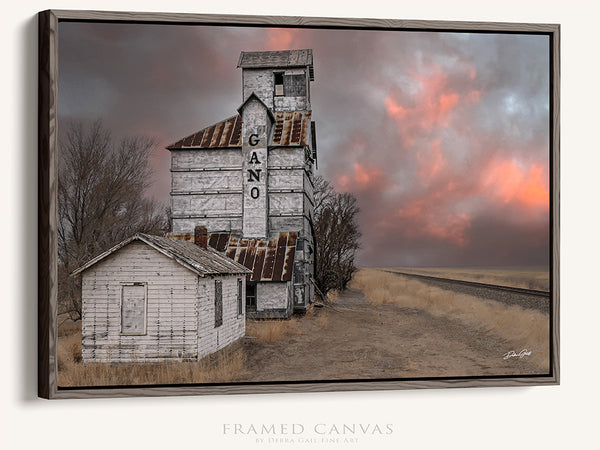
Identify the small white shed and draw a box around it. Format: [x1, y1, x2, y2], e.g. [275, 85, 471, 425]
[71, 231, 251, 364]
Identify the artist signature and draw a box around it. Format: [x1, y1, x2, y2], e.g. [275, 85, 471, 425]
[503, 349, 532, 360]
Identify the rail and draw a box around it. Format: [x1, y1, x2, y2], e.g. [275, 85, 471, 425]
[383, 270, 550, 298]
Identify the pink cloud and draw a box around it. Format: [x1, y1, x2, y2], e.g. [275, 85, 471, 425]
[480, 158, 549, 210]
[384, 97, 407, 120]
[426, 212, 471, 246]
[393, 184, 472, 247]
[417, 138, 447, 181]
[384, 65, 462, 146]
[437, 92, 460, 119]
[336, 162, 388, 192]
[266, 29, 299, 50]
[414, 67, 460, 128]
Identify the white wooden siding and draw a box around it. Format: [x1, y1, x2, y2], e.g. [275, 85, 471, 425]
[172, 218, 243, 234]
[81, 241, 245, 363]
[172, 171, 242, 191]
[268, 169, 304, 190]
[171, 149, 242, 170]
[273, 96, 309, 111]
[172, 194, 242, 216]
[197, 274, 246, 358]
[242, 69, 275, 110]
[269, 147, 304, 166]
[269, 192, 304, 215]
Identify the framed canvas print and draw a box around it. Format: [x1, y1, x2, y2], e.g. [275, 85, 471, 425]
[38, 9, 559, 399]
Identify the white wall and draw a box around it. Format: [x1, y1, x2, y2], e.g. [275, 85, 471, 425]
[197, 275, 246, 358]
[3, 1, 599, 450]
[81, 241, 200, 362]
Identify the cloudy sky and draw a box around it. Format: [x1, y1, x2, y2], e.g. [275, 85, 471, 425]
[58, 22, 550, 268]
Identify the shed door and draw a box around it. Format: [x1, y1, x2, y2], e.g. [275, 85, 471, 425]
[121, 284, 146, 334]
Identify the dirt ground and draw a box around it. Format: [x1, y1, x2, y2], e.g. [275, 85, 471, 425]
[240, 288, 545, 382]
[57, 272, 548, 387]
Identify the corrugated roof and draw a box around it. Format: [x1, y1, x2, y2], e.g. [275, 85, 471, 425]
[167, 111, 312, 150]
[237, 49, 313, 71]
[167, 232, 297, 282]
[71, 233, 251, 277]
[272, 111, 311, 146]
[166, 115, 242, 150]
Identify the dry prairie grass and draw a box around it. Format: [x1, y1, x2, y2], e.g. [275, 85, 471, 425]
[57, 319, 81, 337]
[386, 267, 549, 291]
[351, 269, 549, 369]
[245, 317, 299, 343]
[326, 290, 340, 304]
[57, 322, 246, 387]
[306, 306, 331, 328]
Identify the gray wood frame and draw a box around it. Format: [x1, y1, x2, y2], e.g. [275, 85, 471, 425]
[38, 9, 560, 399]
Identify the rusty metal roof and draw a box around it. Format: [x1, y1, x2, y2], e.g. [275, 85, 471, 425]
[272, 111, 311, 146]
[237, 49, 313, 72]
[71, 233, 251, 277]
[167, 111, 312, 150]
[167, 231, 297, 282]
[166, 115, 242, 150]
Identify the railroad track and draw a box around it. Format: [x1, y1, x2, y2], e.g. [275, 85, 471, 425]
[383, 270, 551, 313]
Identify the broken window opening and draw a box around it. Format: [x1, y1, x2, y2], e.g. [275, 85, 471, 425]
[274, 72, 284, 96]
[246, 282, 257, 311]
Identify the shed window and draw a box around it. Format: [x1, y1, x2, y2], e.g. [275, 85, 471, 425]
[121, 283, 146, 335]
[215, 280, 223, 327]
[237, 278, 244, 316]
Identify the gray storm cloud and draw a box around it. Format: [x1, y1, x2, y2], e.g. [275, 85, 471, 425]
[59, 22, 550, 267]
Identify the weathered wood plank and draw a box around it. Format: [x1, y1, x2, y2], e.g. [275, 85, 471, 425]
[268, 192, 304, 215]
[172, 217, 243, 234]
[172, 194, 242, 216]
[269, 147, 304, 166]
[49, 374, 561, 400]
[38, 10, 59, 400]
[171, 149, 242, 169]
[172, 171, 242, 191]
[47, 9, 559, 33]
[268, 170, 304, 190]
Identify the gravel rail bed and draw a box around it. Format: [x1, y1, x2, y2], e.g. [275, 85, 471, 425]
[387, 271, 550, 314]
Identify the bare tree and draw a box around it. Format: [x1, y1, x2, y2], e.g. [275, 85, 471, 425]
[58, 120, 168, 320]
[313, 173, 335, 212]
[313, 175, 361, 298]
